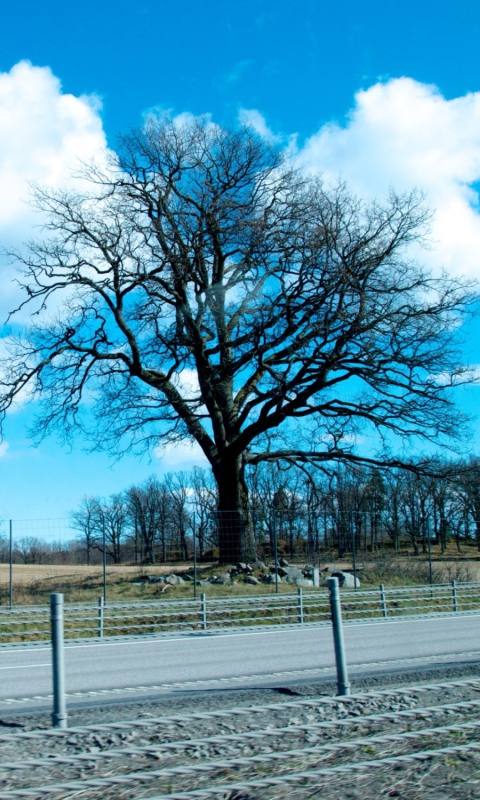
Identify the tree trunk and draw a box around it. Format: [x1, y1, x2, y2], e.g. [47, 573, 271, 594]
[214, 457, 256, 565]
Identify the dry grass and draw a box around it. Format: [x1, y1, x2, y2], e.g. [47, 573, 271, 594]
[0, 563, 192, 585]
[1, 543, 480, 606]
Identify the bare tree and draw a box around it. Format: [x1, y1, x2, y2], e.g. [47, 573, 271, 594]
[14, 536, 50, 565]
[190, 466, 217, 557]
[0, 118, 475, 563]
[164, 472, 191, 561]
[71, 496, 101, 565]
[100, 494, 128, 564]
[126, 475, 165, 563]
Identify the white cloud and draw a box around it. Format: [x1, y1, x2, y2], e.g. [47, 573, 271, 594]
[0, 442, 9, 458]
[154, 440, 208, 471]
[0, 61, 109, 317]
[238, 109, 281, 143]
[0, 61, 107, 231]
[295, 77, 480, 278]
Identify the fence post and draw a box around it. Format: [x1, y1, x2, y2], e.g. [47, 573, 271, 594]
[380, 583, 388, 618]
[102, 519, 107, 605]
[273, 513, 279, 595]
[201, 592, 207, 630]
[50, 593, 67, 729]
[98, 596, 104, 638]
[9, 520, 13, 610]
[326, 577, 350, 696]
[452, 579, 458, 612]
[297, 587, 304, 624]
[193, 515, 197, 601]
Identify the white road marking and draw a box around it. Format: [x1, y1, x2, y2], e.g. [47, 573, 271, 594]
[0, 663, 49, 670]
[0, 651, 479, 705]
[1, 611, 479, 656]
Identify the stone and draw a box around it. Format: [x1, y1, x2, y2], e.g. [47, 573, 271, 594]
[263, 573, 282, 584]
[283, 566, 304, 581]
[276, 566, 289, 577]
[214, 573, 231, 584]
[164, 574, 185, 586]
[238, 563, 248, 571]
[279, 558, 289, 567]
[250, 560, 267, 570]
[295, 578, 314, 588]
[330, 570, 360, 588]
[245, 575, 260, 585]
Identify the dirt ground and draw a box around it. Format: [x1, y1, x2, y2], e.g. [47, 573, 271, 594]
[0, 563, 192, 585]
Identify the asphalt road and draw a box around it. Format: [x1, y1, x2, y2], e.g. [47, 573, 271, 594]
[1, 614, 479, 712]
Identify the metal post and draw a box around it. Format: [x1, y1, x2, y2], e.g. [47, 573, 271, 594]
[452, 579, 458, 612]
[9, 520, 13, 610]
[193, 515, 197, 601]
[427, 516, 433, 587]
[200, 592, 207, 630]
[102, 518, 107, 605]
[98, 596, 104, 638]
[50, 593, 67, 729]
[273, 512, 279, 595]
[351, 511, 357, 591]
[297, 587, 304, 624]
[380, 583, 388, 618]
[326, 577, 350, 696]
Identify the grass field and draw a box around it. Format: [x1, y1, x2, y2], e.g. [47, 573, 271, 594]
[1, 544, 480, 605]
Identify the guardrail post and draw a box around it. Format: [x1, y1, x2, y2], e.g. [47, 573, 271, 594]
[380, 583, 388, 618]
[326, 577, 350, 696]
[98, 596, 104, 637]
[9, 520, 13, 609]
[297, 587, 304, 624]
[452, 579, 458, 612]
[50, 593, 67, 729]
[201, 592, 207, 630]
[102, 520, 107, 605]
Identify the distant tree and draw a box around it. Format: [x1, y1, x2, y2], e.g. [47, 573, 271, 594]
[99, 494, 128, 564]
[126, 475, 165, 563]
[15, 536, 49, 565]
[164, 472, 191, 561]
[71, 496, 101, 565]
[190, 466, 217, 557]
[456, 458, 480, 550]
[0, 118, 475, 563]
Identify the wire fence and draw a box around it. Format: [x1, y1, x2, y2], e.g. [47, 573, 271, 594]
[0, 509, 443, 567]
[0, 580, 478, 644]
[0, 511, 476, 606]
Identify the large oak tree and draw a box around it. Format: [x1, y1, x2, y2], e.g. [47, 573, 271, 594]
[0, 118, 474, 562]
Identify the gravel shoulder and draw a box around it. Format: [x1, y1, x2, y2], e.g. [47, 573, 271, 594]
[1, 662, 480, 799]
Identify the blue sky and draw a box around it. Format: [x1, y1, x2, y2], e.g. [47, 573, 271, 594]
[1, 0, 480, 521]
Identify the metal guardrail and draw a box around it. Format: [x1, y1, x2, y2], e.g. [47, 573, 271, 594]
[0, 580, 479, 643]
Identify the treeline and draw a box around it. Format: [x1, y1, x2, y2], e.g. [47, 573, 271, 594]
[0, 537, 81, 566]
[3, 460, 479, 566]
[68, 459, 480, 565]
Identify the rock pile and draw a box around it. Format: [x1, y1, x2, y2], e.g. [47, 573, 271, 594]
[134, 562, 361, 589]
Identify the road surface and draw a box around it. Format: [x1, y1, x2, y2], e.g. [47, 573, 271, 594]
[1, 614, 479, 712]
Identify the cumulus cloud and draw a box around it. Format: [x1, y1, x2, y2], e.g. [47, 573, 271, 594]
[0, 61, 107, 232]
[238, 108, 281, 143]
[154, 440, 208, 470]
[296, 77, 480, 278]
[0, 60, 108, 320]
